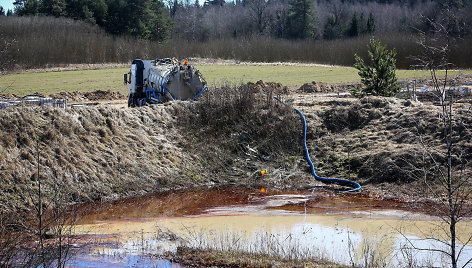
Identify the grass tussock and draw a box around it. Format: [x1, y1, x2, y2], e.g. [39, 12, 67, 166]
[1, 84, 470, 215]
[0, 81, 470, 216]
[307, 96, 472, 189]
[0, 103, 204, 214]
[186, 82, 299, 152]
[176, 82, 309, 185]
[168, 246, 342, 268]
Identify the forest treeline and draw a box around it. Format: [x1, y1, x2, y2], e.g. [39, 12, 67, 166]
[1, 0, 471, 69]
[6, 0, 471, 42]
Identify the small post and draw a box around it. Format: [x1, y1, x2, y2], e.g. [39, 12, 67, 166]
[407, 82, 410, 98]
[413, 79, 417, 101]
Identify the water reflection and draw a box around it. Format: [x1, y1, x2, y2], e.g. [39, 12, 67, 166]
[71, 191, 472, 267]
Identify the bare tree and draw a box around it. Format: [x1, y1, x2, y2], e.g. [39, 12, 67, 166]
[0, 33, 15, 93]
[0, 35, 14, 72]
[1, 120, 80, 267]
[408, 14, 472, 268]
[246, 0, 269, 34]
[29, 120, 79, 268]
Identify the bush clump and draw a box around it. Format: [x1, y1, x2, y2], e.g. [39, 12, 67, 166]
[352, 39, 401, 97]
[182, 83, 301, 155]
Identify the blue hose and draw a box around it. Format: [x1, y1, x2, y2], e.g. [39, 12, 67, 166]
[276, 97, 361, 193]
[191, 86, 208, 101]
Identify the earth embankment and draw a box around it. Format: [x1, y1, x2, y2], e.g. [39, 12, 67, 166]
[1, 82, 471, 213]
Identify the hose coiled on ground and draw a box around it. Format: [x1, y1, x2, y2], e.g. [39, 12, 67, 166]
[275, 97, 361, 193]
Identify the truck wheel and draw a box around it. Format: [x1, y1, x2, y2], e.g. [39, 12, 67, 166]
[137, 98, 147, 107]
[164, 92, 173, 103]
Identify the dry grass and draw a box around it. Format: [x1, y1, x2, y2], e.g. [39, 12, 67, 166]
[1, 81, 470, 214]
[167, 246, 343, 268]
[1, 83, 471, 266]
[0, 103, 201, 213]
[290, 94, 472, 199]
[176, 82, 311, 187]
[2, 16, 472, 71]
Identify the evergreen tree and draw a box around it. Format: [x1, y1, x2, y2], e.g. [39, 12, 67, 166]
[347, 12, 359, 37]
[0, 6, 5, 15]
[287, 0, 316, 39]
[149, 0, 173, 41]
[125, 0, 152, 38]
[66, 0, 107, 25]
[323, 15, 343, 40]
[14, 0, 40, 15]
[367, 12, 375, 34]
[104, 0, 127, 35]
[208, 0, 224, 6]
[40, 0, 67, 17]
[352, 39, 401, 97]
[359, 12, 366, 34]
[170, 0, 180, 16]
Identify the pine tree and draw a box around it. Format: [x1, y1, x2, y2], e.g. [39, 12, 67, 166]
[347, 13, 359, 37]
[149, 0, 173, 41]
[170, 0, 179, 16]
[323, 15, 343, 40]
[14, 0, 40, 15]
[352, 39, 401, 97]
[104, 0, 128, 35]
[40, 0, 66, 17]
[287, 0, 316, 39]
[367, 12, 375, 34]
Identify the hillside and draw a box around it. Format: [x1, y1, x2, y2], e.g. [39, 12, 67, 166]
[1, 82, 471, 214]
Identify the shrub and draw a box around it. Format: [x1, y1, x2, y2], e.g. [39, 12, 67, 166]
[352, 39, 401, 97]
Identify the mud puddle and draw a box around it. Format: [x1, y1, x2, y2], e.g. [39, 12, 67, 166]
[69, 189, 472, 267]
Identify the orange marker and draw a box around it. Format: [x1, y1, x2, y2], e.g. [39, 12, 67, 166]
[261, 187, 266, 193]
[260, 170, 266, 176]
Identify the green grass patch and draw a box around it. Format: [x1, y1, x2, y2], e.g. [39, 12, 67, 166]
[0, 68, 130, 96]
[1, 65, 470, 97]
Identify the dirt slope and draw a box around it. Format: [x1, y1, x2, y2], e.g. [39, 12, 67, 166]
[0, 102, 202, 213]
[0, 83, 471, 213]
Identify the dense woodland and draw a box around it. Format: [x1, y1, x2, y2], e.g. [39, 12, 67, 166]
[5, 0, 471, 42]
[0, 0, 471, 68]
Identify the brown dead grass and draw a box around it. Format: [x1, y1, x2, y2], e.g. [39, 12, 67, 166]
[49, 90, 126, 102]
[166, 246, 343, 268]
[0, 103, 202, 213]
[0, 81, 471, 214]
[291, 93, 472, 199]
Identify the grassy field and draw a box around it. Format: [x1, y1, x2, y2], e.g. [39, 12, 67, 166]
[0, 65, 470, 97]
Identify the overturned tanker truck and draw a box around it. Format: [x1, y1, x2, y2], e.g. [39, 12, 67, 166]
[124, 58, 207, 107]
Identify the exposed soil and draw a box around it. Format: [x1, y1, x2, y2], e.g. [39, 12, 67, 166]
[0, 81, 471, 216]
[49, 90, 126, 102]
[1, 80, 472, 268]
[0, 90, 126, 103]
[0, 93, 20, 98]
[297, 81, 362, 93]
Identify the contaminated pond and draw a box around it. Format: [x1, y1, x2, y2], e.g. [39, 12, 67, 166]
[68, 189, 472, 267]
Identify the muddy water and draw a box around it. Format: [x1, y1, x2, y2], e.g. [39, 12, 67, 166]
[70, 189, 472, 267]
